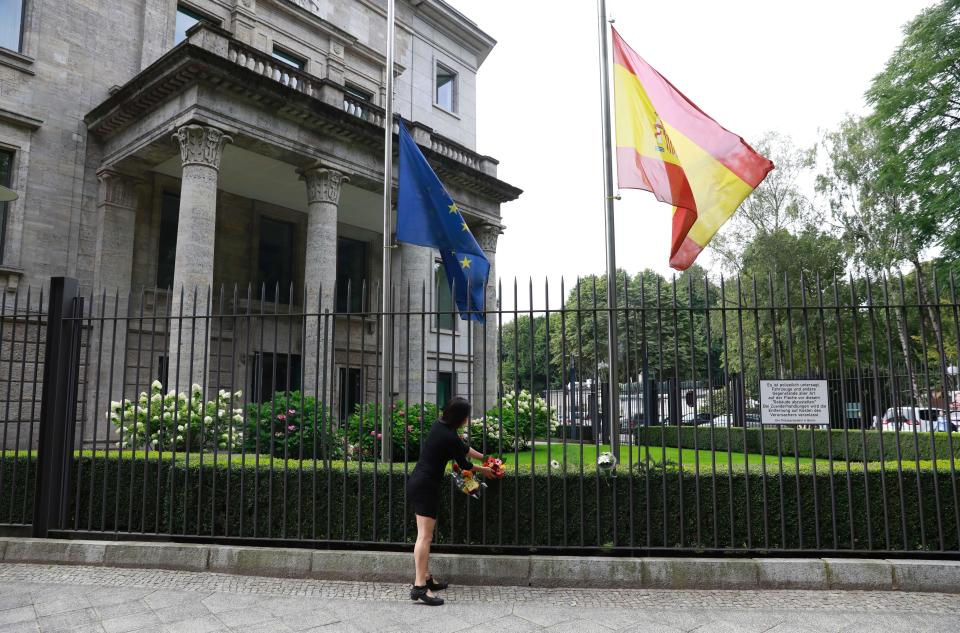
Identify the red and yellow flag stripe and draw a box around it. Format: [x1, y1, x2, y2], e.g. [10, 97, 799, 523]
[612, 27, 773, 270]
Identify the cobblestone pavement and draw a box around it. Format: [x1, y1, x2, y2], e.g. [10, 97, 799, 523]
[0, 563, 958, 633]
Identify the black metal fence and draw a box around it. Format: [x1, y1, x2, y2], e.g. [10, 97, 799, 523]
[2, 271, 959, 556]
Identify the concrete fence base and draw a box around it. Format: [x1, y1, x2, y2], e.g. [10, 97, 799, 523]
[1, 538, 959, 593]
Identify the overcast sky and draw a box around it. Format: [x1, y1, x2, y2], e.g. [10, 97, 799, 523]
[444, 0, 933, 309]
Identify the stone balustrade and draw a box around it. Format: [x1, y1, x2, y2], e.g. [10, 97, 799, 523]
[342, 94, 384, 127]
[227, 41, 319, 98]
[206, 26, 496, 178]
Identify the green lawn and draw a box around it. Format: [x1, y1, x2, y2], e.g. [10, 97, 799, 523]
[497, 441, 814, 471]
[7, 444, 931, 474]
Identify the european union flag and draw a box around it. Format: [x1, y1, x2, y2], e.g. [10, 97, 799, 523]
[396, 120, 489, 321]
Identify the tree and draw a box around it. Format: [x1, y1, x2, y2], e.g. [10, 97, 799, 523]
[817, 116, 927, 387]
[711, 132, 821, 273]
[552, 267, 722, 386]
[499, 313, 562, 392]
[866, 0, 960, 271]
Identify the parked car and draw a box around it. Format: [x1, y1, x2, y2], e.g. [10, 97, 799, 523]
[879, 407, 948, 432]
[680, 412, 718, 426]
[937, 410, 960, 433]
[695, 413, 766, 428]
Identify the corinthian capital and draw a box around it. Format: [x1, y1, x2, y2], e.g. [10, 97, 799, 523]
[96, 167, 142, 209]
[172, 125, 232, 170]
[473, 223, 502, 254]
[298, 164, 350, 205]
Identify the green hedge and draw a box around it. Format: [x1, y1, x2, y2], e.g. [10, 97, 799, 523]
[3, 454, 957, 552]
[636, 425, 960, 463]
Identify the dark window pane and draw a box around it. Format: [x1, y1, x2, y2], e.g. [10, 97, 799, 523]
[258, 217, 295, 304]
[436, 65, 457, 112]
[0, 149, 11, 261]
[271, 46, 305, 70]
[156, 192, 179, 289]
[174, 6, 204, 44]
[338, 367, 363, 420]
[437, 371, 454, 409]
[251, 353, 302, 403]
[0, 0, 23, 52]
[157, 356, 168, 389]
[336, 237, 367, 313]
[435, 260, 455, 330]
[345, 84, 373, 102]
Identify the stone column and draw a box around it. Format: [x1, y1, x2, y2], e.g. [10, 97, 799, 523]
[168, 125, 231, 395]
[397, 242, 432, 405]
[472, 224, 501, 411]
[87, 168, 142, 446]
[298, 163, 348, 397]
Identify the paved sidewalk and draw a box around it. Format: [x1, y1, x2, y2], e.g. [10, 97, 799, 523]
[0, 563, 958, 633]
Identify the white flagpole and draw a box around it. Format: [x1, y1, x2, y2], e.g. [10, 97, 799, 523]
[380, 0, 396, 463]
[597, 0, 621, 459]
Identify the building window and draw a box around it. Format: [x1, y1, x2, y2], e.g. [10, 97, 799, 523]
[434, 260, 455, 330]
[257, 217, 295, 304]
[251, 352, 302, 402]
[0, 0, 23, 52]
[336, 237, 367, 313]
[157, 355, 168, 388]
[0, 149, 12, 262]
[338, 367, 362, 420]
[344, 84, 373, 103]
[271, 45, 306, 71]
[437, 371, 454, 409]
[174, 4, 209, 44]
[435, 63, 458, 113]
[156, 192, 179, 289]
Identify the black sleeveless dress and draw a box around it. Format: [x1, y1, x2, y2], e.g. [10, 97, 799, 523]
[406, 420, 474, 518]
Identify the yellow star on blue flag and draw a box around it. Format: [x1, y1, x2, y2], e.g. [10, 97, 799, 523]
[396, 120, 489, 321]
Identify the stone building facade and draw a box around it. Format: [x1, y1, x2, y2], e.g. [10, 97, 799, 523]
[0, 0, 520, 445]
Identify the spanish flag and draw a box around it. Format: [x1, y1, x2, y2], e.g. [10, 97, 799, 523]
[612, 28, 774, 270]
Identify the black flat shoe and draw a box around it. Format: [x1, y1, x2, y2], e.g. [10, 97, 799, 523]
[410, 585, 444, 606]
[426, 574, 449, 592]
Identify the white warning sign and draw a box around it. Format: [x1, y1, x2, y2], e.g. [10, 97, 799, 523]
[759, 380, 830, 426]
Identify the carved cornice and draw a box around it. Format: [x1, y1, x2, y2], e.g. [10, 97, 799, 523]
[298, 164, 350, 205]
[96, 168, 142, 209]
[172, 125, 232, 170]
[84, 29, 522, 204]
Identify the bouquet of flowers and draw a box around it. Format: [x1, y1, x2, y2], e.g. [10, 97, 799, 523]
[483, 456, 505, 478]
[451, 463, 487, 499]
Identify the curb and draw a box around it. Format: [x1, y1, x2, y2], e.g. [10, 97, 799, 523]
[1, 538, 959, 593]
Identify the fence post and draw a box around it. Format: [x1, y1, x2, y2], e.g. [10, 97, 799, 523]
[33, 277, 82, 537]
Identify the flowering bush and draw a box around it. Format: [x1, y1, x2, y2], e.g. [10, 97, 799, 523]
[107, 381, 244, 452]
[244, 392, 342, 460]
[344, 400, 439, 461]
[483, 390, 559, 449]
[466, 415, 518, 453]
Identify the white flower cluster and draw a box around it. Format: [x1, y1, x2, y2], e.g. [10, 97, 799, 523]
[107, 381, 245, 452]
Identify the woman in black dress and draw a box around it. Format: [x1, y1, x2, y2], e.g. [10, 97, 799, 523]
[407, 397, 493, 606]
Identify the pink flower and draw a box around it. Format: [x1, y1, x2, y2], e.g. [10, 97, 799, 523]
[287, 424, 296, 431]
[288, 409, 296, 415]
[369, 430, 376, 436]
[277, 414, 286, 422]
[376, 433, 382, 439]
[406, 425, 413, 433]
[398, 410, 406, 417]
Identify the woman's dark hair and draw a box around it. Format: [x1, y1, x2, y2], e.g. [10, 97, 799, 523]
[440, 397, 471, 428]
